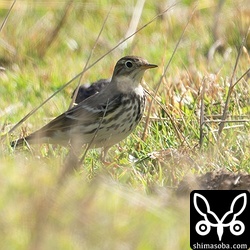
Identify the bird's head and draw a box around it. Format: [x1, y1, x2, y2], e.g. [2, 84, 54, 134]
[111, 56, 157, 90]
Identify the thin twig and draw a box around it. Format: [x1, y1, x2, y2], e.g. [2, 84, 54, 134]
[199, 77, 206, 148]
[38, 0, 73, 58]
[79, 99, 110, 165]
[231, 67, 250, 89]
[59, 10, 111, 177]
[205, 114, 249, 119]
[202, 119, 250, 124]
[217, 27, 250, 137]
[214, 124, 245, 131]
[144, 89, 184, 145]
[142, 6, 196, 141]
[69, 8, 111, 109]
[0, 0, 16, 33]
[118, 0, 145, 50]
[212, 0, 225, 42]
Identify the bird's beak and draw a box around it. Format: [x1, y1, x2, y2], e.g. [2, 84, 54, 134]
[141, 63, 158, 69]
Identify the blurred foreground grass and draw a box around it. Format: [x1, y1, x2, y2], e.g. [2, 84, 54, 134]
[0, 157, 189, 249]
[0, 0, 250, 249]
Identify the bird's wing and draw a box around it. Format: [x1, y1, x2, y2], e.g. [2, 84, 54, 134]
[29, 92, 122, 138]
[65, 93, 121, 121]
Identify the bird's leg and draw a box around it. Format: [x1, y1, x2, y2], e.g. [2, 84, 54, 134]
[58, 140, 83, 184]
[100, 146, 111, 165]
[117, 145, 122, 152]
[101, 147, 121, 168]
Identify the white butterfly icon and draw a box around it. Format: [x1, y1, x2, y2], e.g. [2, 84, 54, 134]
[193, 193, 247, 241]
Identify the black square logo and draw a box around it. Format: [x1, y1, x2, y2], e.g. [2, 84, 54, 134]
[190, 190, 250, 250]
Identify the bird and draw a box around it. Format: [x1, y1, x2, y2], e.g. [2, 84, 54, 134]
[11, 56, 157, 161]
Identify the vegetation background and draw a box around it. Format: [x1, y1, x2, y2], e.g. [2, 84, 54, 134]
[0, 0, 249, 249]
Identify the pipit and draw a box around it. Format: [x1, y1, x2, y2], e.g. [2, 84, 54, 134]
[11, 56, 157, 160]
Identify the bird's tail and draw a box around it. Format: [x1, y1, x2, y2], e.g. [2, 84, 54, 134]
[10, 132, 47, 148]
[11, 136, 32, 148]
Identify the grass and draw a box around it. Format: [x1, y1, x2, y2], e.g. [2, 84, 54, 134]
[0, 0, 250, 249]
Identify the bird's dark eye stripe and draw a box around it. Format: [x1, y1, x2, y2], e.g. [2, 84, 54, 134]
[125, 60, 133, 68]
[116, 67, 123, 75]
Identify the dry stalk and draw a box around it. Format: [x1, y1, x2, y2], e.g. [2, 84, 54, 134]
[0, 0, 16, 33]
[118, 0, 145, 50]
[199, 77, 206, 148]
[217, 27, 250, 138]
[141, 6, 197, 142]
[69, 8, 111, 109]
[37, 0, 73, 58]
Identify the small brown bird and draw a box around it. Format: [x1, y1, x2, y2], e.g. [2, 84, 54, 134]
[11, 56, 157, 160]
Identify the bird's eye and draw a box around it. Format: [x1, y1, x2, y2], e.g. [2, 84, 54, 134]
[125, 60, 133, 68]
